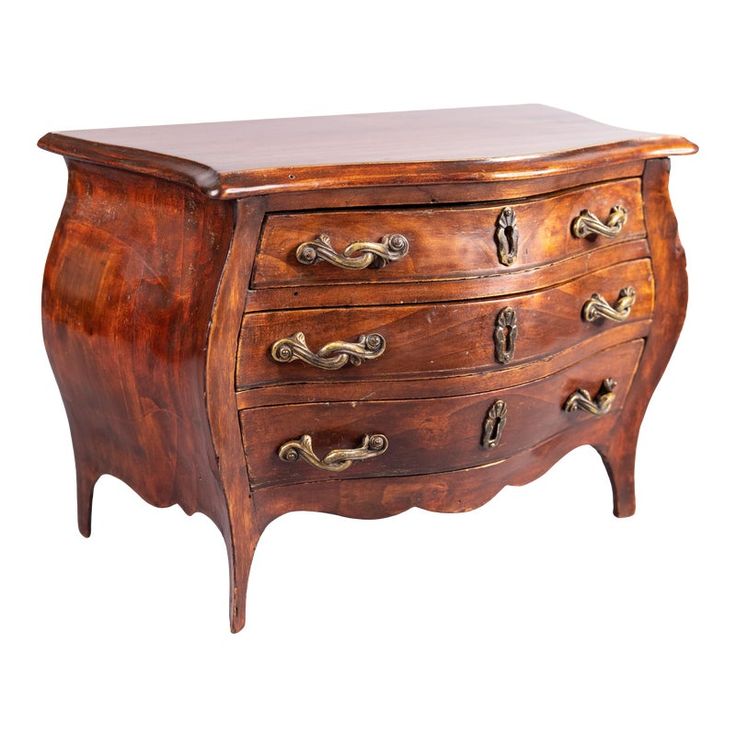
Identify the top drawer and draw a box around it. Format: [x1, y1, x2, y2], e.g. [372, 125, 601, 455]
[251, 178, 644, 289]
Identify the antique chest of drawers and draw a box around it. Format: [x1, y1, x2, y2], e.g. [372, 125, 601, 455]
[39, 105, 696, 631]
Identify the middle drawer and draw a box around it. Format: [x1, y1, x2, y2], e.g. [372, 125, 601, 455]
[237, 258, 653, 389]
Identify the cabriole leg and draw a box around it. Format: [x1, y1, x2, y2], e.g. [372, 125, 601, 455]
[75, 460, 99, 537]
[225, 510, 269, 633]
[595, 425, 639, 518]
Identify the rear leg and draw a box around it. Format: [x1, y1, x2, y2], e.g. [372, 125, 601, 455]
[75, 457, 99, 537]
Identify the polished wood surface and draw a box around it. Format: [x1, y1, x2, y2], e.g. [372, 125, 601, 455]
[39, 107, 695, 631]
[593, 159, 689, 517]
[241, 340, 643, 488]
[252, 178, 644, 288]
[42, 161, 234, 538]
[253, 411, 622, 521]
[260, 161, 647, 212]
[238, 259, 653, 389]
[245, 239, 651, 312]
[237, 320, 653, 409]
[38, 105, 696, 197]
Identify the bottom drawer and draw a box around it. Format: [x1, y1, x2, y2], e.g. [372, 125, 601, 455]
[241, 340, 644, 489]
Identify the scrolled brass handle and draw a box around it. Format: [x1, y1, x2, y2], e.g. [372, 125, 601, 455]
[572, 205, 627, 239]
[564, 378, 617, 416]
[271, 331, 386, 370]
[582, 287, 636, 323]
[278, 433, 389, 472]
[295, 233, 410, 270]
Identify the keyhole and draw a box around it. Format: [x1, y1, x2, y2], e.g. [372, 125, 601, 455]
[504, 224, 515, 245]
[487, 418, 502, 447]
[494, 307, 517, 364]
[503, 326, 512, 353]
[482, 400, 507, 449]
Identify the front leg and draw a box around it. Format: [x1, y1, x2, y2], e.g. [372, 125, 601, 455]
[226, 509, 269, 633]
[594, 158, 688, 518]
[595, 422, 639, 518]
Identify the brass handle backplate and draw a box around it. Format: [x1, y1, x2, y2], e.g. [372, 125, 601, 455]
[494, 306, 518, 364]
[482, 400, 508, 449]
[564, 378, 617, 416]
[278, 433, 389, 472]
[271, 331, 386, 370]
[495, 207, 519, 266]
[572, 205, 627, 239]
[295, 233, 410, 270]
[582, 287, 636, 323]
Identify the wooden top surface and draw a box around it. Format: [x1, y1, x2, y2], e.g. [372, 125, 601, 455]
[39, 105, 696, 198]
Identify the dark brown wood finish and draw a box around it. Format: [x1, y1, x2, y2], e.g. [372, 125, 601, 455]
[242, 340, 643, 488]
[237, 259, 653, 389]
[245, 239, 651, 312]
[593, 159, 689, 517]
[252, 178, 644, 288]
[260, 160, 647, 211]
[38, 105, 696, 197]
[39, 107, 695, 631]
[206, 198, 265, 632]
[237, 320, 653, 409]
[253, 412, 622, 521]
[42, 161, 234, 538]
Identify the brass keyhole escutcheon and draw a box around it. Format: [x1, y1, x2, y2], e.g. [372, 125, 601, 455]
[482, 400, 508, 449]
[494, 306, 518, 364]
[494, 207, 519, 266]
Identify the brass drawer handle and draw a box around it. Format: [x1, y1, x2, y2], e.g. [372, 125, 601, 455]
[582, 286, 636, 323]
[494, 306, 518, 364]
[572, 205, 627, 239]
[271, 331, 386, 370]
[564, 378, 617, 416]
[296, 233, 410, 270]
[278, 433, 389, 472]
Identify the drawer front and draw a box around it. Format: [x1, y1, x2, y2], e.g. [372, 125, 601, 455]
[237, 259, 652, 389]
[241, 339, 643, 488]
[252, 178, 644, 288]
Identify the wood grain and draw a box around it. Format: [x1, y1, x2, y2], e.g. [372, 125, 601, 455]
[260, 161, 646, 212]
[252, 413, 621, 521]
[42, 161, 234, 536]
[238, 258, 653, 389]
[241, 340, 644, 488]
[205, 198, 266, 632]
[593, 159, 690, 516]
[236, 320, 652, 409]
[39, 105, 695, 632]
[245, 239, 650, 312]
[252, 178, 645, 288]
[38, 105, 696, 197]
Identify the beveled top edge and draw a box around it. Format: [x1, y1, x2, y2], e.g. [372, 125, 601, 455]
[39, 105, 697, 199]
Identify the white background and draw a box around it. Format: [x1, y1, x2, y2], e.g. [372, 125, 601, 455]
[2, 1, 733, 734]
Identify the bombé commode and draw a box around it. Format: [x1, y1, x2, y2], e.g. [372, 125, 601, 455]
[39, 106, 697, 631]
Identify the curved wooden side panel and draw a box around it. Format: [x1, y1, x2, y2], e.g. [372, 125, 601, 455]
[594, 158, 689, 516]
[42, 161, 234, 536]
